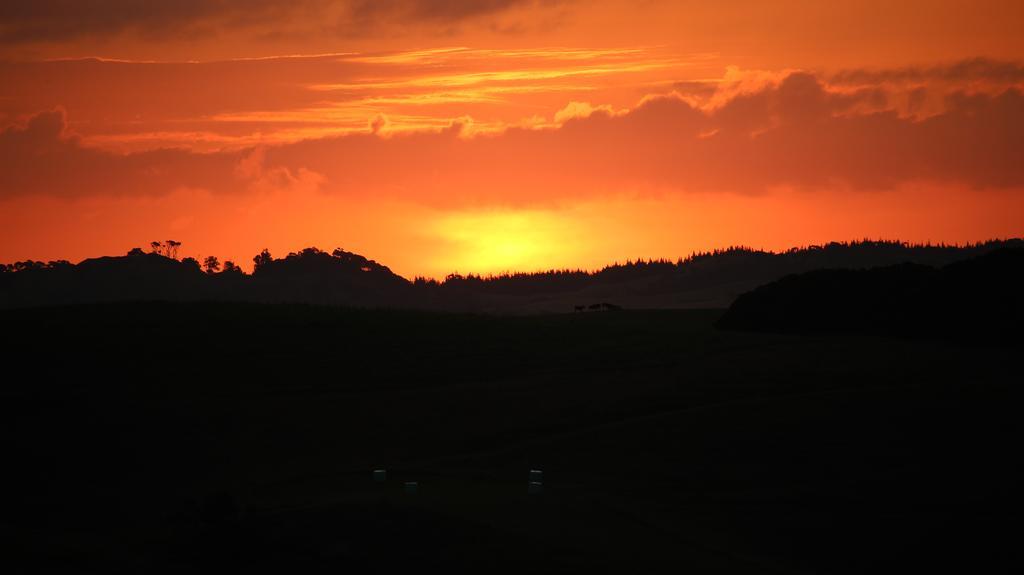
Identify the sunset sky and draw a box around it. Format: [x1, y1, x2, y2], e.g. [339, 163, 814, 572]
[2, 0, 1023, 278]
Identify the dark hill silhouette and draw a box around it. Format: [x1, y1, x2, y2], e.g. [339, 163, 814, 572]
[0, 251, 214, 308]
[0, 247, 416, 309]
[717, 248, 1024, 342]
[2, 239, 1022, 311]
[249, 247, 412, 307]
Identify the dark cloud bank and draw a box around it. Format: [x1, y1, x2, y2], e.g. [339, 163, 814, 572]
[0, 0, 563, 43]
[1, 69, 1022, 203]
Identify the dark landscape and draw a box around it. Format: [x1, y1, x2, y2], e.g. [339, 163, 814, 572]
[3, 243, 1021, 573]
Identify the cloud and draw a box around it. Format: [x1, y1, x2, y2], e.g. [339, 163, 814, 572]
[0, 108, 330, 198]
[669, 80, 718, 100]
[234, 146, 326, 194]
[231, 72, 1024, 200]
[0, 44, 660, 151]
[553, 101, 617, 123]
[0, 1, 292, 43]
[830, 57, 1024, 86]
[347, 0, 544, 23]
[3, 70, 1023, 203]
[0, 0, 570, 45]
[0, 107, 239, 196]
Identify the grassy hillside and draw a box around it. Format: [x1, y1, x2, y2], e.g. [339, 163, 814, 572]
[3, 303, 1018, 573]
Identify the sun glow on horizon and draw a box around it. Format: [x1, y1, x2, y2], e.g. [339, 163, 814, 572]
[428, 210, 586, 276]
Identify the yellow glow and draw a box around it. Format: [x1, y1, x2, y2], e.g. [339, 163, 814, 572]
[429, 210, 584, 275]
[344, 47, 472, 64]
[345, 47, 649, 65]
[310, 60, 680, 92]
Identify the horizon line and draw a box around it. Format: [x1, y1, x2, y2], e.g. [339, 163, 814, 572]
[4, 236, 1021, 282]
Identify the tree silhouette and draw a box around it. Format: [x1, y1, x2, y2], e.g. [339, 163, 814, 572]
[253, 249, 273, 273]
[13, 260, 45, 272]
[127, 247, 146, 256]
[203, 256, 221, 274]
[222, 260, 242, 275]
[166, 240, 182, 259]
[150, 241, 163, 254]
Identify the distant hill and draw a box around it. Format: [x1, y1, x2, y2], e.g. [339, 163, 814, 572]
[0, 247, 415, 310]
[247, 247, 413, 307]
[717, 248, 1024, 343]
[0, 252, 214, 308]
[2, 239, 1022, 312]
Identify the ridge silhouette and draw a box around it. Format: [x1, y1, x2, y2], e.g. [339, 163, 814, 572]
[2, 239, 1021, 312]
[717, 247, 1024, 343]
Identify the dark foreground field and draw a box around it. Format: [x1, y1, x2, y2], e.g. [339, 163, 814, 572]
[2, 303, 1019, 573]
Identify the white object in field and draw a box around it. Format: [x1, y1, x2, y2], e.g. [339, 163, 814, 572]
[528, 482, 543, 495]
[404, 481, 418, 494]
[529, 469, 543, 482]
[373, 469, 387, 482]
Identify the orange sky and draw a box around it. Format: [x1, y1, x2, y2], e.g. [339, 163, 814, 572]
[2, 0, 1023, 278]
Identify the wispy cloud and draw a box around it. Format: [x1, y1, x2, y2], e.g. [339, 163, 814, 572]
[1, 44, 686, 150]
